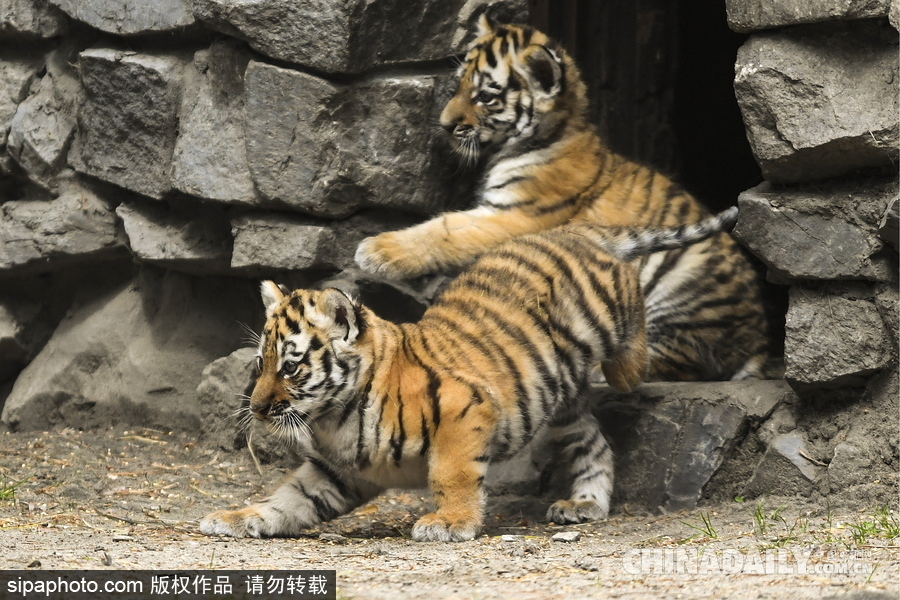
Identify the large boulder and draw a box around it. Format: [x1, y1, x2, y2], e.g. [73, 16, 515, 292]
[193, 0, 527, 74]
[0, 0, 69, 38]
[487, 380, 793, 512]
[1, 269, 259, 432]
[47, 0, 193, 35]
[593, 381, 790, 512]
[172, 41, 260, 206]
[69, 48, 189, 199]
[734, 178, 897, 282]
[726, 0, 892, 32]
[244, 62, 461, 218]
[784, 284, 893, 387]
[734, 20, 899, 183]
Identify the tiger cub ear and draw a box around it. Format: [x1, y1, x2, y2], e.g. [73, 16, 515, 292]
[319, 288, 361, 344]
[260, 280, 285, 319]
[518, 45, 563, 97]
[476, 12, 496, 37]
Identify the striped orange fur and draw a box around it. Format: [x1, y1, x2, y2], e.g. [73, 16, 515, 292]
[355, 16, 771, 381]
[201, 210, 738, 542]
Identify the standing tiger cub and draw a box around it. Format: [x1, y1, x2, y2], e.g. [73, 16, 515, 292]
[201, 209, 738, 542]
[355, 16, 771, 381]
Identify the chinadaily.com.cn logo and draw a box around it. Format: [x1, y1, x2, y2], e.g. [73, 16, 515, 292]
[622, 547, 873, 575]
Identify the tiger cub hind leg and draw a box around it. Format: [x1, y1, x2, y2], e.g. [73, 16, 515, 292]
[545, 405, 614, 525]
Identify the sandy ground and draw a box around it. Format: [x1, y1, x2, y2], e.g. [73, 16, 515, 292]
[1, 426, 897, 599]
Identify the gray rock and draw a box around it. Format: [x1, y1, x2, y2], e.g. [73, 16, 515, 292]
[0, 300, 40, 383]
[551, 531, 582, 542]
[8, 45, 79, 189]
[591, 380, 793, 513]
[726, 0, 892, 33]
[734, 21, 899, 183]
[48, 0, 193, 35]
[784, 284, 893, 386]
[0, 0, 68, 38]
[244, 61, 458, 217]
[0, 269, 259, 432]
[116, 200, 233, 274]
[878, 196, 899, 251]
[742, 431, 823, 498]
[0, 181, 123, 274]
[230, 212, 338, 273]
[758, 404, 797, 447]
[70, 48, 188, 199]
[230, 211, 422, 275]
[196, 347, 257, 451]
[827, 443, 873, 491]
[172, 42, 260, 206]
[193, 0, 527, 74]
[874, 283, 899, 353]
[734, 180, 897, 282]
[0, 50, 44, 146]
[892, 0, 900, 28]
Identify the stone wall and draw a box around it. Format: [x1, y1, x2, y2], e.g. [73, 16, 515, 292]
[727, 0, 899, 508]
[0, 0, 526, 429]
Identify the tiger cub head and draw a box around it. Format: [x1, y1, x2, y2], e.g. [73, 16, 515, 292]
[245, 281, 366, 445]
[440, 15, 587, 163]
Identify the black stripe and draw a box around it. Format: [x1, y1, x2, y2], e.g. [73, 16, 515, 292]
[340, 379, 369, 426]
[284, 314, 300, 334]
[425, 365, 442, 431]
[293, 481, 339, 522]
[308, 456, 350, 498]
[485, 46, 497, 69]
[530, 193, 580, 216]
[641, 247, 689, 298]
[419, 414, 430, 456]
[487, 175, 528, 191]
[391, 392, 406, 465]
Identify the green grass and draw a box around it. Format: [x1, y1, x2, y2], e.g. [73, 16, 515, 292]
[848, 505, 900, 545]
[680, 511, 718, 540]
[0, 478, 29, 501]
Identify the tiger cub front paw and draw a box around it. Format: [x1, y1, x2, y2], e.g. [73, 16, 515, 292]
[411, 512, 481, 542]
[355, 233, 428, 279]
[200, 506, 273, 538]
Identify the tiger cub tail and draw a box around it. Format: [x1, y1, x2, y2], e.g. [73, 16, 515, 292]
[574, 206, 739, 262]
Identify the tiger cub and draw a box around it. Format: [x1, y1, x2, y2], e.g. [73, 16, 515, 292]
[355, 16, 771, 382]
[200, 209, 738, 542]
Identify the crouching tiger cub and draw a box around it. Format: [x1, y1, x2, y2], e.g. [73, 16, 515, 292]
[355, 16, 771, 382]
[200, 209, 738, 542]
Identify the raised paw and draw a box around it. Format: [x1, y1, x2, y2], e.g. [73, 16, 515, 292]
[411, 512, 481, 542]
[546, 499, 608, 525]
[354, 233, 428, 279]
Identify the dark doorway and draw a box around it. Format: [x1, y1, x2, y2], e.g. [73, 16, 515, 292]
[530, 0, 762, 211]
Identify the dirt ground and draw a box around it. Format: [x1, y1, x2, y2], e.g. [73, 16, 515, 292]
[1, 426, 897, 600]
